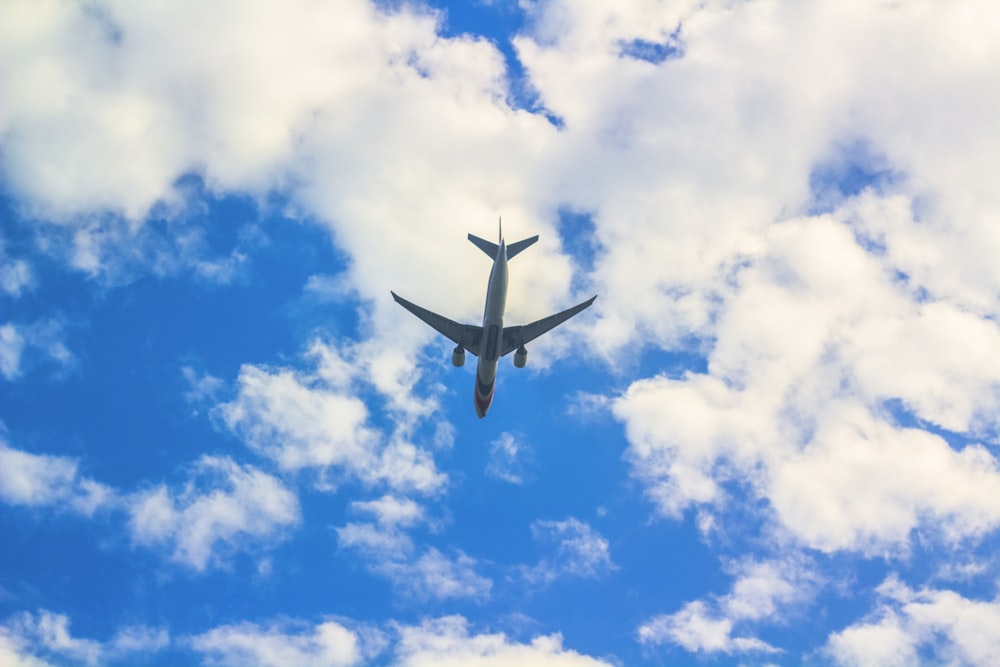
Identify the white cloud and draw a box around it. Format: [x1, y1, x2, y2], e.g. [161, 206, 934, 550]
[351, 495, 425, 528]
[4, 611, 102, 666]
[769, 405, 1000, 554]
[0, 260, 34, 297]
[0, 441, 115, 516]
[218, 339, 445, 495]
[611, 216, 1000, 554]
[638, 555, 816, 655]
[392, 615, 616, 667]
[638, 601, 777, 655]
[485, 432, 533, 485]
[1, 610, 167, 667]
[826, 577, 1000, 667]
[0, 631, 56, 667]
[335, 493, 490, 601]
[0, 324, 25, 380]
[127, 455, 300, 571]
[336, 495, 425, 561]
[522, 517, 615, 585]
[190, 619, 364, 667]
[0, 319, 74, 381]
[109, 625, 170, 655]
[378, 549, 492, 602]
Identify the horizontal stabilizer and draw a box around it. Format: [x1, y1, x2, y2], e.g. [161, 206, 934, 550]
[505, 235, 539, 260]
[468, 234, 499, 259]
[468, 233, 539, 260]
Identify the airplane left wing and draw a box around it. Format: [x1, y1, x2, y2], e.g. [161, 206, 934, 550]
[391, 291, 484, 356]
[500, 295, 597, 356]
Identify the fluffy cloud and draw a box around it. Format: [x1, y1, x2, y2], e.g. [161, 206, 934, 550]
[512, 0, 1000, 563]
[638, 555, 816, 655]
[638, 600, 777, 655]
[218, 339, 445, 494]
[0, 440, 114, 516]
[612, 215, 1000, 554]
[391, 616, 615, 667]
[826, 577, 1000, 667]
[127, 455, 300, 571]
[190, 619, 364, 667]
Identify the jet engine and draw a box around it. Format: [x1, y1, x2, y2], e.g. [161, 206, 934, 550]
[452, 345, 466, 367]
[513, 346, 528, 368]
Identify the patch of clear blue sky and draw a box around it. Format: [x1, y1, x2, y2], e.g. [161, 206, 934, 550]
[809, 139, 901, 215]
[617, 23, 685, 64]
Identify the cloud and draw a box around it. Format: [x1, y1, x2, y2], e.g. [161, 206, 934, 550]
[485, 432, 533, 485]
[377, 549, 493, 602]
[825, 577, 1000, 667]
[0, 253, 34, 297]
[190, 619, 365, 667]
[336, 495, 425, 561]
[0, 632, 56, 667]
[0, 319, 75, 381]
[0, 440, 115, 516]
[336, 495, 491, 601]
[511, 0, 1000, 567]
[219, 338, 445, 494]
[611, 215, 1000, 554]
[638, 600, 777, 655]
[521, 517, 615, 586]
[1, 610, 167, 667]
[638, 555, 816, 655]
[127, 455, 300, 571]
[391, 615, 615, 667]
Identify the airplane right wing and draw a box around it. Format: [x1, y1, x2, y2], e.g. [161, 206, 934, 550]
[500, 295, 597, 356]
[391, 291, 484, 356]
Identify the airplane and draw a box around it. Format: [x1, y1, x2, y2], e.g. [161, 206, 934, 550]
[391, 223, 597, 418]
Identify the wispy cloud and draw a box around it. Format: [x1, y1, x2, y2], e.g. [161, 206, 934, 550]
[127, 455, 300, 572]
[0, 319, 75, 381]
[521, 517, 615, 586]
[1, 610, 167, 667]
[336, 495, 491, 602]
[485, 431, 534, 485]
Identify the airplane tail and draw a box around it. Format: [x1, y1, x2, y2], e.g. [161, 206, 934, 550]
[468, 225, 539, 259]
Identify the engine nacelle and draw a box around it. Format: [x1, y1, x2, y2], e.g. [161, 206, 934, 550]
[513, 346, 527, 368]
[451, 345, 466, 367]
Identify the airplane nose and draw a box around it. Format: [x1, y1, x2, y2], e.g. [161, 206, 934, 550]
[474, 389, 492, 418]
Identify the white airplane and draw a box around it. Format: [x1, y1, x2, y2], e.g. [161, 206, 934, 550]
[392, 224, 597, 418]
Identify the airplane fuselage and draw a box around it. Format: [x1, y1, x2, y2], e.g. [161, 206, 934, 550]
[474, 240, 507, 417]
[390, 225, 595, 419]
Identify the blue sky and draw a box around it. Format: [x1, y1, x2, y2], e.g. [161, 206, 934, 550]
[2, 1, 1000, 665]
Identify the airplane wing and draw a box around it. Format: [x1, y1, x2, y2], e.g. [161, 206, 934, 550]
[391, 291, 484, 356]
[500, 295, 597, 356]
